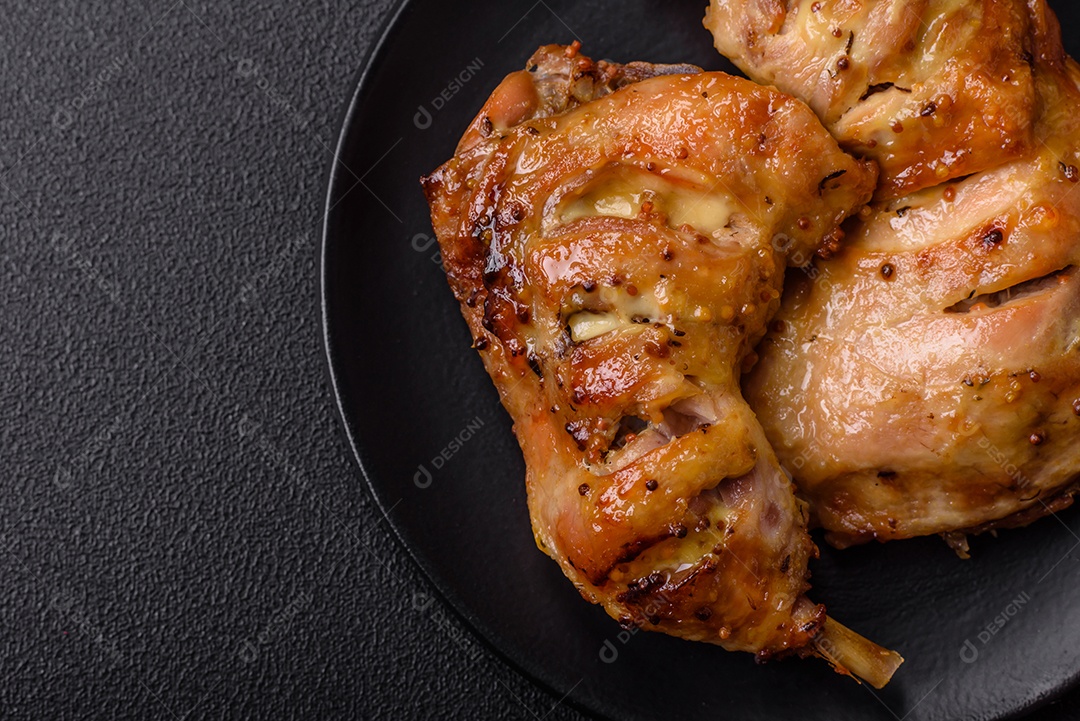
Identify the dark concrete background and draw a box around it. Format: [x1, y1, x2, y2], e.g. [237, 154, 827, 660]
[3, 1, 1079, 719]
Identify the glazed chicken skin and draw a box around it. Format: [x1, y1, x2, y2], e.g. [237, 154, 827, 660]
[708, 2, 1080, 547]
[423, 45, 900, 684]
[704, 0, 1038, 200]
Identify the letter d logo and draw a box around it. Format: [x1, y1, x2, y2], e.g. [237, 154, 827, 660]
[414, 464, 433, 489]
[236, 639, 259, 663]
[414, 105, 433, 130]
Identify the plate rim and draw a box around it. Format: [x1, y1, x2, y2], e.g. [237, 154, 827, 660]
[318, 1, 608, 718]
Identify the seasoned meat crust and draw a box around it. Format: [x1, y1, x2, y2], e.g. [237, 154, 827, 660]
[705, 0, 1039, 200]
[727, 2, 1080, 547]
[423, 44, 899, 685]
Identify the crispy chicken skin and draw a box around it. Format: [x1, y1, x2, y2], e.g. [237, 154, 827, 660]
[423, 45, 899, 682]
[735, 3, 1080, 547]
[704, 0, 1038, 200]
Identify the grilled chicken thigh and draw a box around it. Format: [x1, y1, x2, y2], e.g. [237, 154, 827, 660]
[704, 0, 1038, 200]
[707, 1, 1080, 547]
[423, 45, 900, 683]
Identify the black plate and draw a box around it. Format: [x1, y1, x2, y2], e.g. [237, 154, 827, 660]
[322, 2, 1080, 719]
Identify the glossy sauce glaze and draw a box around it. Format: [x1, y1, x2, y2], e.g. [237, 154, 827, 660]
[424, 44, 900, 684]
[725, 1, 1080, 548]
[705, 0, 1038, 200]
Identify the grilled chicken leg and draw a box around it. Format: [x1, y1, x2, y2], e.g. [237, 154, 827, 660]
[707, 1, 1080, 547]
[423, 45, 900, 684]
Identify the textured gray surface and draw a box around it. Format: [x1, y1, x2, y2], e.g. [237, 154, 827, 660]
[1, 1, 581, 718]
[3, 1, 1080, 719]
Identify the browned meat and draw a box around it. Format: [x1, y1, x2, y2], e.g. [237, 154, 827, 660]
[423, 44, 901, 685]
[712, 2, 1080, 547]
[704, 0, 1039, 200]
